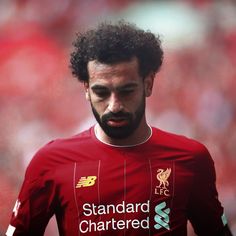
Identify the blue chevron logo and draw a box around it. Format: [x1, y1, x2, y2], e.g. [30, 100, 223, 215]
[154, 201, 170, 230]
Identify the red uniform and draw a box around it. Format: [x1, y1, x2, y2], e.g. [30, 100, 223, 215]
[6, 127, 227, 236]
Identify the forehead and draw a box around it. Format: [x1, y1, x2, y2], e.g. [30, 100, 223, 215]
[87, 57, 141, 86]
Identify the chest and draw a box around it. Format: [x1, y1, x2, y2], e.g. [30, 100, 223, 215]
[53, 152, 195, 235]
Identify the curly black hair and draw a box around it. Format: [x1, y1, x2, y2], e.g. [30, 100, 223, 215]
[70, 21, 164, 82]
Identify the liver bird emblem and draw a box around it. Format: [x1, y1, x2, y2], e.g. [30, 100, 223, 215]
[156, 168, 171, 189]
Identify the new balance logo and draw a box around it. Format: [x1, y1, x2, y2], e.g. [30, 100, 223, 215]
[76, 176, 97, 188]
[154, 201, 170, 230]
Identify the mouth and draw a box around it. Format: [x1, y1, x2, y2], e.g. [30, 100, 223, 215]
[107, 118, 129, 127]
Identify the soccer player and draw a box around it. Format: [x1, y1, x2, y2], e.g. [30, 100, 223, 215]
[6, 21, 232, 236]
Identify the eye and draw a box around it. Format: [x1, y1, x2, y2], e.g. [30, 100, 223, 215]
[93, 89, 110, 98]
[119, 89, 135, 96]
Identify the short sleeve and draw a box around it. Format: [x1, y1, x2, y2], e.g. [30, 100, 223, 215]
[6, 149, 57, 236]
[187, 145, 227, 236]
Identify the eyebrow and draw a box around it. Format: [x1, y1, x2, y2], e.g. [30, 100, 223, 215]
[118, 83, 138, 90]
[91, 82, 138, 92]
[91, 85, 108, 91]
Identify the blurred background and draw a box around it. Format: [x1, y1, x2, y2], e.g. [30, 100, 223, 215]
[0, 0, 236, 235]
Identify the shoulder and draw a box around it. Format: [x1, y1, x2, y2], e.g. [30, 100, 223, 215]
[151, 127, 211, 159]
[37, 127, 93, 156]
[151, 127, 215, 177]
[25, 127, 94, 180]
[42, 128, 93, 152]
[151, 127, 208, 151]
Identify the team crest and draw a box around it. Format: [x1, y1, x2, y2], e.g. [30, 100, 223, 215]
[155, 168, 171, 196]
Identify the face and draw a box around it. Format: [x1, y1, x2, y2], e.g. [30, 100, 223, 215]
[85, 57, 154, 139]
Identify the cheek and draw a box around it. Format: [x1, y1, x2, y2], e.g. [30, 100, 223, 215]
[131, 90, 145, 107]
[90, 99, 107, 115]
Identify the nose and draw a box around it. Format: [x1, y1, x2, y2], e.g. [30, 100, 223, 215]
[107, 93, 123, 113]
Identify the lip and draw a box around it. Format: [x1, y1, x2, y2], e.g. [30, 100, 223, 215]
[107, 119, 129, 127]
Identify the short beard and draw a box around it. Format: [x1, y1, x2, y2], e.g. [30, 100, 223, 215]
[91, 95, 146, 139]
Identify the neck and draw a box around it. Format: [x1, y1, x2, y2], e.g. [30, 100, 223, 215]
[95, 118, 152, 146]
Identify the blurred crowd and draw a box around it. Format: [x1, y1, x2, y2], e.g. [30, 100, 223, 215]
[0, 0, 236, 235]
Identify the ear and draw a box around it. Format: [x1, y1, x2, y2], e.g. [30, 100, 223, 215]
[144, 72, 155, 97]
[84, 82, 90, 101]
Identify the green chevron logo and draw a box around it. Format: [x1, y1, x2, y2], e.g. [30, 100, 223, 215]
[154, 201, 170, 230]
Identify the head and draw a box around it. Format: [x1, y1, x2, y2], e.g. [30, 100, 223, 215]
[70, 21, 163, 82]
[70, 21, 164, 140]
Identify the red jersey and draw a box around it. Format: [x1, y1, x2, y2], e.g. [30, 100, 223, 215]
[6, 127, 227, 236]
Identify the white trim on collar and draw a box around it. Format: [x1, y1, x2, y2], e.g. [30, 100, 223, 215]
[94, 123, 153, 148]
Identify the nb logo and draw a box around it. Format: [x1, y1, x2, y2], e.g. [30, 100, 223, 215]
[76, 176, 97, 188]
[154, 201, 170, 230]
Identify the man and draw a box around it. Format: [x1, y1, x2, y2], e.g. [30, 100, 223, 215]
[6, 21, 232, 236]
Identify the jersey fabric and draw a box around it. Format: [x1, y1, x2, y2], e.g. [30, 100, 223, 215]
[7, 126, 226, 236]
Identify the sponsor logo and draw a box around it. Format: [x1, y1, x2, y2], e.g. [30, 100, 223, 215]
[13, 199, 21, 217]
[79, 201, 150, 233]
[221, 213, 228, 226]
[6, 225, 16, 236]
[76, 200, 172, 233]
[154, 201, 170, 230]
[155, 168, 171, 196]
[76, 176, 97, 188]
